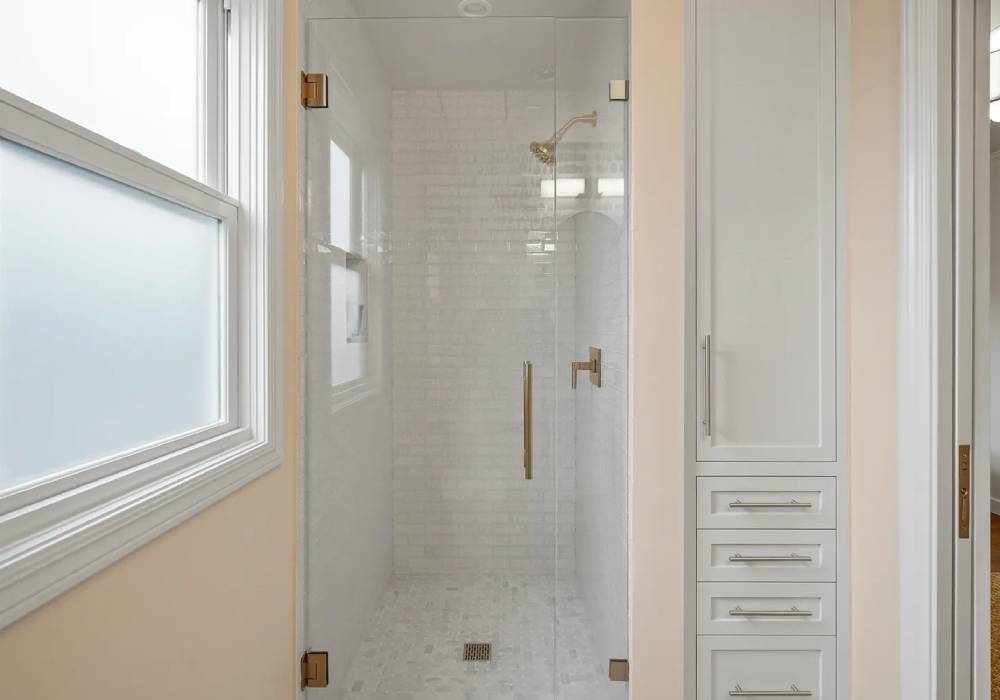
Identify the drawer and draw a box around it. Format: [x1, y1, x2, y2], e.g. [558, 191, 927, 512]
[698, 636, 835, 700]
[698, 530, 836, 582]
[697, 476, 836, 529]
[697, 582, 835, 635]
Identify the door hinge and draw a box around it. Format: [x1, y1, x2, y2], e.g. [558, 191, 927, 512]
[609, 79, 629, 102]
[301, 72, 329, 109]
[609, 658, 630, 682]
[958, 443, 971, 539]
[301, 650, 329, 689]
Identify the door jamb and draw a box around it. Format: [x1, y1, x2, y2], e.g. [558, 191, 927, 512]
[898, 0, 991, 698]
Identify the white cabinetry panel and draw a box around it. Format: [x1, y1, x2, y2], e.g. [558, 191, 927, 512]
[697, 636, 836, 699]
[697, 477, 836, 529]
[695, 0, 837, 462]
[697, 582, 836, 635]
[697, 529, 836, 582]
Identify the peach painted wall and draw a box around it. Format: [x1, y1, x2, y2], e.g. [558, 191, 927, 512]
[629, 0, 686, 698]
[0, 2, 302, 698]
[846, 0, 901, 697]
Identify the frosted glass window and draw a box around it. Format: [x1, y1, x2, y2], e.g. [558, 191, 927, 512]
[330, 140, 353, 250]
[0, 138, 222, 491]
[0, 0, 200, 178]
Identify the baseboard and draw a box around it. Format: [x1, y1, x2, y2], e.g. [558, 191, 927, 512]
[991, 496, 1000, 515]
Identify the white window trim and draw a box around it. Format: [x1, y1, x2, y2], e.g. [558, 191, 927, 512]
[0, 0, 284, 630]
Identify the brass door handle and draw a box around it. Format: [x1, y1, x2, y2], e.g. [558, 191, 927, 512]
[571, 347, 602, 388]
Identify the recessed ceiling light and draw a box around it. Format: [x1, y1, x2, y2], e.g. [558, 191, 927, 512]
[458, 0, 493, 17]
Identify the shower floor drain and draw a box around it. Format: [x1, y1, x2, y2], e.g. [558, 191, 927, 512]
[463, 642, 492, 661]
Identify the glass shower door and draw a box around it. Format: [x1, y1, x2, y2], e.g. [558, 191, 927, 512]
[301, 10, 628, 698]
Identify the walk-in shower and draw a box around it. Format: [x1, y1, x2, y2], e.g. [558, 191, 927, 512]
[302, 4, 629, 698]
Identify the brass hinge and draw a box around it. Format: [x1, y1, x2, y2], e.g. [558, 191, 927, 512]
[301, 72, 329, 109]
[609, 658, 629, 682]
[958, 443, 971, 539]
[300, 650, 329, 689]
[609, 79, 629, 102]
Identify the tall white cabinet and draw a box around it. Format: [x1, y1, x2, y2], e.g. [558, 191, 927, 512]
[691, 0, 844, 697]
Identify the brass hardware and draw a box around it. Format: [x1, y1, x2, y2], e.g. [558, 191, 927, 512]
[523, 361, 533, 480]
[729, 499, 812, 509]
[728, 605, 813, 617]
[530, 111, 598, 164]
[300, 651, 329, 689]
[729, 553, 812, 563]
[609, 79, 630, 101]
[301, 72, 328, 109]
[730, 685, 811, 697]
[959, 443, 971, 539]
[571, 347, 602, 389]
[463, 642, 492, 661]
[609, 658, 630, 682]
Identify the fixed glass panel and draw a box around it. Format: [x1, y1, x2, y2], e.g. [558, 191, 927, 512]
[555, 16, 630, 700]
[0, 0, 201, 177]
[0, 138, 222, 492]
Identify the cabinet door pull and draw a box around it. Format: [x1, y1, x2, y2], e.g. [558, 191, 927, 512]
[728, 553, 812, 563]
[702, 334, 712, 436]
[728, 499, 812, 509]
[728, 605, 813, 617]
[729, 685, 812, 697]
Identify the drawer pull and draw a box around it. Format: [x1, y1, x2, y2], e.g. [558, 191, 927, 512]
[729, 499, 813, 509]
[730, 684, 812, 697]
[728, 605, 813, 617]
[729, 553, 813, 563]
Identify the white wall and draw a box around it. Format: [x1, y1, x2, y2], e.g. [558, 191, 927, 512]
[389, 89, 576, 575]
[303, 20, 396, 693]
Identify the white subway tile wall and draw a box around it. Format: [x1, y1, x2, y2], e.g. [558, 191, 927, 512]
[389, 89, 626, 592]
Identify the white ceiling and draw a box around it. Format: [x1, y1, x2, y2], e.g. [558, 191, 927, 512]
[310, 16, 625, 91]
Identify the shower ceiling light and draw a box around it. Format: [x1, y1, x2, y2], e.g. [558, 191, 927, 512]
[458, 0, 493, 17]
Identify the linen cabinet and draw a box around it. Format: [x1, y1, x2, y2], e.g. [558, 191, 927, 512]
[689, 0, 844, 697]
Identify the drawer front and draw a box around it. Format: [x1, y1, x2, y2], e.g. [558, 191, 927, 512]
[697, 477, 836, 529]
[697, 583, 836, 635]
[698, 636, 835, 700]
[698, 530, 836, 582]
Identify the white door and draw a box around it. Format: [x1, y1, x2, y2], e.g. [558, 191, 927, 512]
[695, 0, 837, 462]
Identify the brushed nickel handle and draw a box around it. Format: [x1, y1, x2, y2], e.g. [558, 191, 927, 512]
[523, 361, 532, 480]
[702, 334, 712, 435]
[728, 605, 813, 617]
[729, 499, 813, 509]
[729, 553, 813, 563]
[730, 685, 812, 697]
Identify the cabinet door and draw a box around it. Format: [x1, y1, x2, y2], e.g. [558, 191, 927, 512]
[695, 0, 837, 461]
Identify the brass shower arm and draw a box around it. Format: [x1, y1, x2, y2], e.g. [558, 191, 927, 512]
[553, 110, 598, 145]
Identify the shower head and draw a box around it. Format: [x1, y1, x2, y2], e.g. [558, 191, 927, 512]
[530, 110, 598, 165]
[530, 140, 557, 165]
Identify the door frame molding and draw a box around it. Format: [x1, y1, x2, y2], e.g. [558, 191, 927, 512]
[898, 0, 990, 697]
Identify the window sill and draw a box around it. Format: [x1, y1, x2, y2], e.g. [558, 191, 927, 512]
[0, 433, 282, 629]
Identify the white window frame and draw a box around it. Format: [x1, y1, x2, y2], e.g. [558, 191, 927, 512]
[0, 0, 283, 629]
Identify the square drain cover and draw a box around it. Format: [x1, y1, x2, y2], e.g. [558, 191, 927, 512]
[463, 642, 492, 661]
